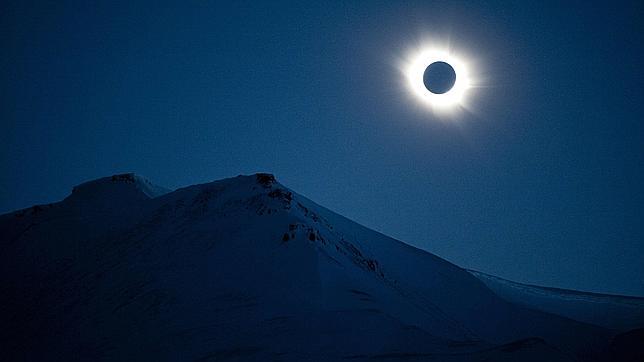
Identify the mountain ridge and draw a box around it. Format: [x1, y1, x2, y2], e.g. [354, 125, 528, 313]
[1, 172, 641, 361]
[468, 269, 644, 331]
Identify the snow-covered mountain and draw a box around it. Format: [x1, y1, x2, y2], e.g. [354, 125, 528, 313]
[1, 173, 642, 361]
[468, 270, 644, 332]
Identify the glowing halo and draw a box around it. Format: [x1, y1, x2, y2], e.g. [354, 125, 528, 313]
[404, 47, 472, 113]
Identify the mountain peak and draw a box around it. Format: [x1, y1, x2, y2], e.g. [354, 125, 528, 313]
[70, 173, 170, 199]
[255, 172, 277, 187]
[62, 173, 170, 213]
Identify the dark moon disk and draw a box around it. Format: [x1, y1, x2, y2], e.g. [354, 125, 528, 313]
[423, 61, 456, 94]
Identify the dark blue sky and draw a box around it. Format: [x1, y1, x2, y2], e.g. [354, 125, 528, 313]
[2, 1, 643, 296]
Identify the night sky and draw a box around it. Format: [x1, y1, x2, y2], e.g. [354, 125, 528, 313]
[2, 1, 643, 296]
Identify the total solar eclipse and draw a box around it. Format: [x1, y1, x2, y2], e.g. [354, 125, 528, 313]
[402, 46, 473, 114]
[423, 61, 456, 94]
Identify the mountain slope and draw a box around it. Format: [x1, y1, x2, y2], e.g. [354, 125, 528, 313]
[0, 173, 637, 361]
[468, 270, 644, 331]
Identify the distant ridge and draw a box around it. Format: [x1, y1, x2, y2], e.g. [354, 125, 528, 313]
[468, 270, 644, 331]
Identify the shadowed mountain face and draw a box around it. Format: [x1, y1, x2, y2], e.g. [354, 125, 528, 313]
[1, 173, 642, 361]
